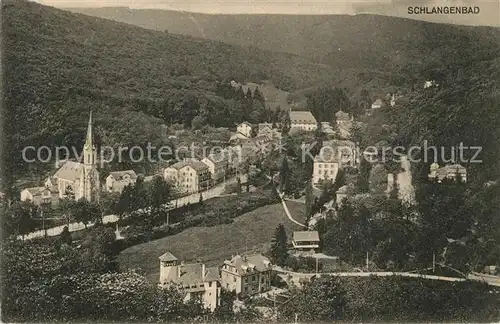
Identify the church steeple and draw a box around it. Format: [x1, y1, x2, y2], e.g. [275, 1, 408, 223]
[82, 110, 99, 203]
[84, 110, 93, 150]
[83, 110, 95, 166]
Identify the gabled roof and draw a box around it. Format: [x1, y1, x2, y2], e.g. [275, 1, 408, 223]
[224, 254, 272, 275]
[46, 177, 57, 186]
[53, 161, 83, 182]
[189, 161, 210, 172]
[238, 121, 252, 127]
[205, 153, 228, 165]
[230, 132, 249, 140]
[168, 161, 189, 170]
[204, 267, 220, 282]
[23, 187, 45, 196]
[293, 231, 320, 242]
[372, 99, 383, 106]
[109, 170, 138, 181]
[159, 251, 178, 262]
[290, 111, 317, 124]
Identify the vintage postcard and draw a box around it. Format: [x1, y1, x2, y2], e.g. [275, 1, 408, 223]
[1, 0, 499, 322]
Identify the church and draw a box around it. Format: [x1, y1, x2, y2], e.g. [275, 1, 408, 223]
[45, 111, 100, 202]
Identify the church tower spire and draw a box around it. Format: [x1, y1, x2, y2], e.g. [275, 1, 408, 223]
[84, 110, 93, 151]
[82, 110, 99, 202]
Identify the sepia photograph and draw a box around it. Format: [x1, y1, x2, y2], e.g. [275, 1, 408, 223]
[1, 0, 500, 322]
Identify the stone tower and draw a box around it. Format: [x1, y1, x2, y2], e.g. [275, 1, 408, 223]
[83, 111, 100, 202]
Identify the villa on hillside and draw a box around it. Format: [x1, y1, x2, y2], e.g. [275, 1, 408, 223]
[220, 254, 272, 297]
[428, 163, 467, 183]
[290, 111, 317, 132]
[312, 148, 340, 185]
[159, 252, 220, 312]
[292, 231, 320, 253]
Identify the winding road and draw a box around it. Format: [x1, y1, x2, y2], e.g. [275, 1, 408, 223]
[274, 267, 500, 287]
[18, 174, 247, 240]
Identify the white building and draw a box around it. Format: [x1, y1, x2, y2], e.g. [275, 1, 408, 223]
[164, 160, 211, 193]
[105, 170, 137, 193]
[220, 254, 272, 297]
[371, 99, 383, 109]
[428, 163, 467, 183]
[201, 153, 229, 184]
[237, 121, 253, 138]
[290, 111, 317, 132]
[292, 231, 320, 252]
[159, 252, 220, 312]
[20, 186, 59, 206]
[312, 147, 340, 184]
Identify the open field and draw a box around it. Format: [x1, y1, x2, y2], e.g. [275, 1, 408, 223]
[118, 202, 305, 282]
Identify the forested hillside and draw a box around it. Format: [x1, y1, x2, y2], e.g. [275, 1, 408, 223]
[69, 7, 500, 74]
[2, 0, 336, 184]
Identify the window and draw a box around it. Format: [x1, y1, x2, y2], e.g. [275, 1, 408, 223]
[319, 164, 322, 168]
[209, 281, 212, 287]
[233, 277, 236, 282]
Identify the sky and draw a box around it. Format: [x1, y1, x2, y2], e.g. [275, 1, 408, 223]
[33, 0, 499, 26]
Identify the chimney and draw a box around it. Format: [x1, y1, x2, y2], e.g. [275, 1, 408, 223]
[202, 263, 206, 280]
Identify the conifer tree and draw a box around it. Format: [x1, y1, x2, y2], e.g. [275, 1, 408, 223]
[270, 223, 288, 266]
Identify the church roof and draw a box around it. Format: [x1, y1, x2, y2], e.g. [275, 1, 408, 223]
[53, 161, 84, 182]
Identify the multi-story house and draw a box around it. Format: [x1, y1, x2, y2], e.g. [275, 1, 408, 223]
[164, 160, 211, 193]
[220, 254, 272, 297]
[312, 147, 340, 185]
[237, 121, 253, 138]
[292, 231, 320, 253]
[290, 111, 317, 132]
[159, 252, 220, 312]
[20, 186, 59, 207]
[105, 170, 137, 193]
[202, 153, 228, 184]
